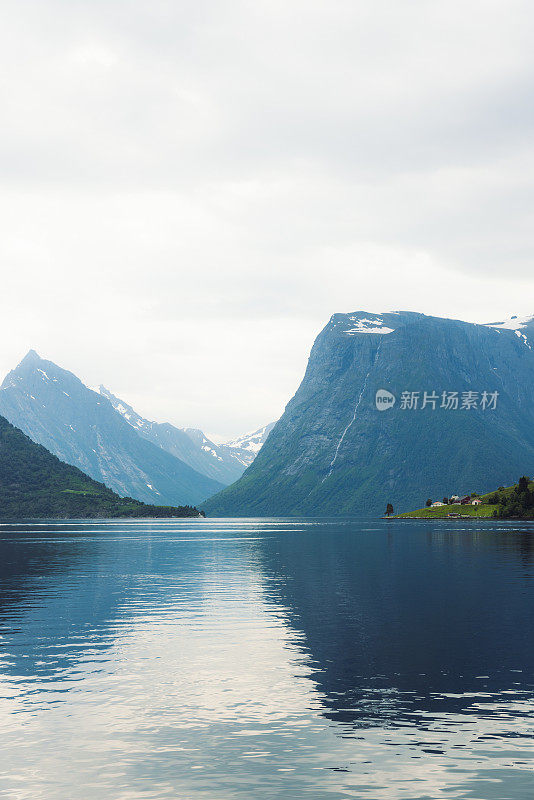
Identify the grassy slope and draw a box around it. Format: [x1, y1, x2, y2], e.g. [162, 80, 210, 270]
[0, 415, 202, 518]
[396, 503, 495, 519]
[395, 483, 530, 519]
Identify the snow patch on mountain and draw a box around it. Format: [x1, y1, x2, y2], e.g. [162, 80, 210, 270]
[201, 443, 223, 461]
[333, 313, 396, 336]
[487, 314, 534, 331]
[344, 317, 395, 335]
[486, 315, 534, 349]
[224, 423, 275, 455]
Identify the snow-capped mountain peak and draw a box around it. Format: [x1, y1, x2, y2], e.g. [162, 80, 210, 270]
[224, 423, 276, 456]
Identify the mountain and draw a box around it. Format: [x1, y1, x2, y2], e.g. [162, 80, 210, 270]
[222, 423, 276, 466]
[99, 386, 274, 484]
[0, 351, 223, 507]
[0, 414, 202, 518]
[204, 311, 534, 516]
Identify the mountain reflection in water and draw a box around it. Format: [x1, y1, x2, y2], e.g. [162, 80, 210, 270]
[0, 518, 533, 800]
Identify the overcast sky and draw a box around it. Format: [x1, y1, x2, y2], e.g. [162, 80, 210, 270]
[1, 0, 533, 438]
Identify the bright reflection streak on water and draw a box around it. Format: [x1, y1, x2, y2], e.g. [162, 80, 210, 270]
[0, 517, 533, 799]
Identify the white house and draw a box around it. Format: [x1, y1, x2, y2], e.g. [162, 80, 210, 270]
[431, 501, 445, 507]
[471, 498, 482, 506]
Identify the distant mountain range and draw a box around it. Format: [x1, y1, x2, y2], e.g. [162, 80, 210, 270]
[99, 386, 274, 485]
[0, 351, 223, 507]
[223, 423, 276, 461]
[204, 311, 534, 516]
[0, 414, 201, 518]
[0, 351, 273, 510]
[2, 311, 532, 519]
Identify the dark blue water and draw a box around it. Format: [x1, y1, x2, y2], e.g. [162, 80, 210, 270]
[0, 518, 534, 799]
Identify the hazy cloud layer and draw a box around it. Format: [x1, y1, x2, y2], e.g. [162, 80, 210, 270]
[1, 1, 533, 436]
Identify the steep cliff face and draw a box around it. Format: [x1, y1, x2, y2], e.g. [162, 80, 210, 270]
[204, 312, 534, 516]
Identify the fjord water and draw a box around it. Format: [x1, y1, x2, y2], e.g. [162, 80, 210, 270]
[1, 519, 534, 799]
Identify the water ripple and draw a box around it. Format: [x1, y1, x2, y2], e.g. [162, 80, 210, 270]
[0, 518, 533, 798]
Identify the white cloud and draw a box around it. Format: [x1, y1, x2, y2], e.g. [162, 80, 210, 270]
[0, 0, 533, 436]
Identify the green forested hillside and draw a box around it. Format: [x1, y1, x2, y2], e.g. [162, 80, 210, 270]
[489, 476, 534, 519]
[0, 415, 201, 519]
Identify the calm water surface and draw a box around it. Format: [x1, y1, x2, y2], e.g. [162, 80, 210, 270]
[0, 517, 534, 799]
